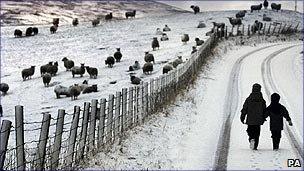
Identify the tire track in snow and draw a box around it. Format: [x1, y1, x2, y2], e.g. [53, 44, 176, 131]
[261, 44, 304, 162]
[213, 44, 281, 170]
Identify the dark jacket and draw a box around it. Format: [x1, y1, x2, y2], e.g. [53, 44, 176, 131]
[241, 84, 266, 125]
[264, 94, 291, 130]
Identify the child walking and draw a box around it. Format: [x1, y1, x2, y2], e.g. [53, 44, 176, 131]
[264, 93, 293, 150]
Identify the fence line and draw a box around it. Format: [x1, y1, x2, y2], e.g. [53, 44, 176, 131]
[0, 22, 301, 170]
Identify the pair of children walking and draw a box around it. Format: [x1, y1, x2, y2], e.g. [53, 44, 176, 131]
[240, 83, 293, 150]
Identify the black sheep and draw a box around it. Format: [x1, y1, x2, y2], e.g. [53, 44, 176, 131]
[228, 17, 242, 27]
[92, 19, 100, 27]
[40, 62, 53, 76]
[190, 5, 200, 14]
[46, 61, 58, 76]
[14, 29, 22, 37]
[130, 76, 141, 85]
[69, 84, 81, 100]
[163, 64, 173, 74]
[191, 46, 197, 54]
[212, 22, 225, 29]
[22, 66, 35, 81]
[181, 34, 190, 44]
[236, 10, 247, 19]
[142, 62, 153, 75]
[105, 56, 115, 67]
[32, 27, 38, 35]
[71, 64, 85, 77]
[252, 20, 263, 33]
[114, 48, 122, 62]
[105, 13, 113, 20]
[50, 25, 57, 34]
[62, 57, 75, 71]
[0, 83, 9, 95]
[195, 38, 204, 46]
[144, 52, 155, 63]
[72, 18, 79, 26]
[42, 73, 51, 87]
[263, 0, 269, 9]
[85, 66, 98, 79]
[271, 3, 281, 11]
[125, 10, 136, 19]
[251, 4, 262, 13]
[263, 14, 272, 22]
[83, 84, 98, 94]
[25, 27, 33, 36]
[152, 37, 160, 51]
[53, 18, 59, 26]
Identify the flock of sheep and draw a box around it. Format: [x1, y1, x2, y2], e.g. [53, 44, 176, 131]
[2, 1, 286, 101]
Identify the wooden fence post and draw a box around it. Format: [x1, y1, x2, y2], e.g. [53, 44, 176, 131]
[50, 109, 65, 170]
[121, 88, 127, 132]
[267, 23, 271, 34]
[225, 26, 228, 38]
[0, 120, 12, 170]
[98, 98, 106, 148]
[149, 78, 154, 113]
[242, 24, 244, 35]
[88, 100, 98, 152]
[114, 91, 121, 140]
[15, 105, 25, 170]
[106, 94, 114, 144]
[77, 102, 90, 160]
[294, 22, 299, 32]
[247, 24, 250, 37]
[263, 23, 266, 34]
[281, 24, 286, 34]
[272, 25, 277, 35]
[128, 87, 134, 128]
[277, 23, 282, 34]
[35, 113, 51, 170]
[66, 106, 80, 168]
[144, 82, 149, 116]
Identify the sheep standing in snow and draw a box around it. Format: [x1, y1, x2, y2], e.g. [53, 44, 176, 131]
[85, 66, 98, 79]
[163, 64, 173, 74]
[155, 28, 163, 35]
[236, 10, 247, 19]
[62, 57, 75, 71]
[250, 4, 262, 12]
[50, 25, 58, 34]
[114, 48, 122, 62]
[83, 84, 98, 94]
[181, 34, 189, 44]
[227, 17, 242, 27]
[144, 52, 155, 64]
[0, 83, 9, 95]
[190, 5, 200, 14]
[152, 37, 160, 51]
[92, 19, 100, 27]
[53, 18, 59, 26]
[21, 66, 35, 81]
[105, 13, 113, 20]
[195, 38, 204, 46]
[263, 0, 269, 9]
[130, 75, 141, 85]
[69, 84, 81, 100]
[25, 27, 33, 36]
[212, 22, 225, 29]
[46, 61, 58, 76]
[42, 73, 51, 87]
[40, 62, 53, 76]
[197, 21, 206, 28]
[161, 33, 169, 41]
[142, 62, 153, 75]
[125, 10, 136, 19]
[54, 85, 70, 98]
[172, 56, 183, 68]
[72, 18, 79, 26]
[14, 29, 22, 37]
[71, 64, 85, 77]
[262, 14, 272, 21]
[271, 3, 281, 11]
[191, 46, 197, 54]
[163, 25, 171, 32]
[32, 27, 39, 35]
[252, 20, 263, 33]
[105, 56, 115, 68]
[129, 61, 141, 71]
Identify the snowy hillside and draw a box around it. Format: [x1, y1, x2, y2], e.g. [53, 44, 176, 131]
[0, 0, 185, 26]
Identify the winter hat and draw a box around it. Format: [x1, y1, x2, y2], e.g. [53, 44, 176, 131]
[252, 83, 261, 92]
[271, 93, 280, 103]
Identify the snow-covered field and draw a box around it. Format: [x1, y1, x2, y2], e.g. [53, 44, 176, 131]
[0, 1, 303, 169]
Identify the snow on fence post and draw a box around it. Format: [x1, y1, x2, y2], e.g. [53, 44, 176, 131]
[50, 109, 65, 170]
[128, 87, 134, 128]
[121, 88, 128, 132]
[106, 94, 114, 144]
[77, 102, 89, 161]
[98, 98, 106, 148]
[267, 23, 271, 34]
[114, 91, 121, 140]
[88, 99, 98, 152]
[15, 105, 25, 170]
[66, 106, 80, 168]
[0, 120, 12, 170]
[35, 113, 51, 170]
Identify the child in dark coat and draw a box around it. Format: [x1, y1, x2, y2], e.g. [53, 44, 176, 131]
[264, 93, 293, 150]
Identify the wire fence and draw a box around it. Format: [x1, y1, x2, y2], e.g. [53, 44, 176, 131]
[0, 22, 301, 170]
